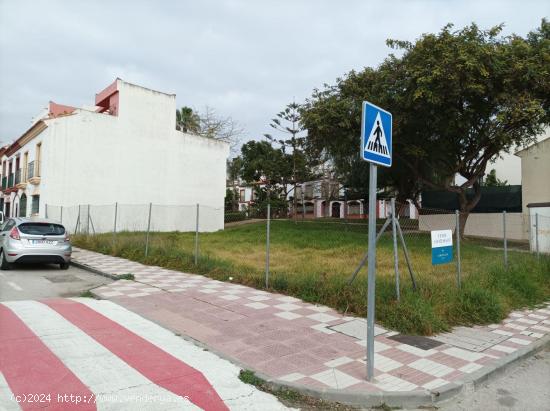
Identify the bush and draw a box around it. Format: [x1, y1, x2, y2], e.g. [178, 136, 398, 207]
[224, 211, 248, 223]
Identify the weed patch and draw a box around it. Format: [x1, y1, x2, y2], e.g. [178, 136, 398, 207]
[79, 290, 94, 298]
[238, 370, 357, 410]
[74, 221, 550, 335]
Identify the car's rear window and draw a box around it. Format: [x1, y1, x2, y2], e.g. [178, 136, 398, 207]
[18, 223, 65, 235]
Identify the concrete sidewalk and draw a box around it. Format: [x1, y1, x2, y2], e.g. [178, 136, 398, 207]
[73, 247, 550, 407]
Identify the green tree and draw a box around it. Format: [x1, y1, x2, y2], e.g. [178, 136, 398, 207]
[237, 140, 294, 216]
[264, 102, 311, 217]
[302, 21, 549, 232]
[239, 140, 292, 190]
[176, 106, 200, 133]
[224, 188, 235, 212]
[484, 169, 508, 187]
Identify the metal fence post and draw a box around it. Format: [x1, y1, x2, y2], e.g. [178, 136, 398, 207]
[87, 204, 91, 235]
[391, 198, 400, 301]
[60, 206, 63, 225]
[535, 213, 540, 258]
[45, 204, 48, 219]
[265, 203, 271, 288]
[113, 202, 118, 245]
[145, 203, 152, 257]
[455, 210, 462, 288]
[75, 205, 81, 234]
[503, 211, 508, 269]
[194, 203, 200, 265]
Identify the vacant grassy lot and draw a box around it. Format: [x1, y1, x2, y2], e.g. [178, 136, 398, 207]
[74, 219, 550, 335]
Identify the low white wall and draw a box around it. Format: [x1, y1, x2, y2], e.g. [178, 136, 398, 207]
[46, 203, 221, 234]
[419, 212, 528, 241]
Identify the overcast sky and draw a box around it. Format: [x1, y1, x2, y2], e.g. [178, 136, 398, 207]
[0, 0, 548, 148]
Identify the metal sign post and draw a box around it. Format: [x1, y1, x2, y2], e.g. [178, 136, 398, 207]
[360, 101, 392, 382]
[366, 163, 377, 381]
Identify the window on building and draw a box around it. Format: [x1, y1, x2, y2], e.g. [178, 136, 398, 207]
[19, 194, 27, 217]
[239, 189, 245, 202]
[31, 195, 40, 215]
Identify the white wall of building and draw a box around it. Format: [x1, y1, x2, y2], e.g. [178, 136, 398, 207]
[1, 80, 229, 233]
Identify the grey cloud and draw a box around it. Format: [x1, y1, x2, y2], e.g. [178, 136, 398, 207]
[1, 0, 548, 146]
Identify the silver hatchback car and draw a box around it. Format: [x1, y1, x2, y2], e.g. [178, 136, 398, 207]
[0, 217, 72, 270]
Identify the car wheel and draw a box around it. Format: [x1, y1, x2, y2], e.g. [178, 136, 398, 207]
[60, 262, 70, 270]
[0, 250, 12, 270]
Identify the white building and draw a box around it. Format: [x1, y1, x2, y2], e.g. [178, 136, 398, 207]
[0, 79, 229, 232]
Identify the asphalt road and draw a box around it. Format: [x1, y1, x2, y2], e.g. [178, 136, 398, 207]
[399, 346, 550, 411]
[0, 264, 112, 301]
[0, 267, 290, 410]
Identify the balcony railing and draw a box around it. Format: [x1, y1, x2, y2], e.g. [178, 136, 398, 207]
[15, 169, 21, 185]
[1, 177, 6, 190]
[8, 173, 14, 188]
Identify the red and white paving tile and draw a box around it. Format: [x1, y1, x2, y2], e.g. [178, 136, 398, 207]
[75, 248, 550, 396]
[0, 298, 291, 411]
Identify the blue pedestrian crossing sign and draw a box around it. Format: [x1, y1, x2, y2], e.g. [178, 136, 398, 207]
[361, 101, 392, 167]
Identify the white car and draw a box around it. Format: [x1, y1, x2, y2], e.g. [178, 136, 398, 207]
[0, 217, 72, 270]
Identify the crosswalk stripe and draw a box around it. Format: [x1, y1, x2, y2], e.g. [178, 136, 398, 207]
[72, 298, 290, 410]
[44, 298, 228, 411]
[3, 300, 198, 411]
[0, 303, 95, 411]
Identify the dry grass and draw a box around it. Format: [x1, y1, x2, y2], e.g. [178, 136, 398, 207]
[74, 219, 550, 335]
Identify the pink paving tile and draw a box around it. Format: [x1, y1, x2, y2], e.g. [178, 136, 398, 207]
[235, 350, 272, 365]
[474, 356, 497, 365]
[276, 353, 326, 369]
[336, 361, 372, 380]
[482, 348, 507, 358]
[426, 352, 469, 369]
[380, 347, 423, 365]
[74, 247, 550, 397]
[388, 366, 438, 386]
[285, 336, 325, 352]
[289, 376, 334, 390]
[213, 340, 253, 355]
[256, 358, 309, 376]
[261, 343, 297, 358]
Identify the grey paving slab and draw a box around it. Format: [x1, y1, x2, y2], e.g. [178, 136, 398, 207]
[328, 318, 388, 339]
[433, 327, 509, 352]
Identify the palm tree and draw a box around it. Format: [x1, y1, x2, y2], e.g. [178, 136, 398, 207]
[176, 106, 200, 133]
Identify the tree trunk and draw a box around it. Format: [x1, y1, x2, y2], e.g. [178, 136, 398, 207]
[456, 181, 482, 239]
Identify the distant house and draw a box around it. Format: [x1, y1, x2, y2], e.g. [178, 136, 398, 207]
[515, 135, 550, 215]
[294, 179, 418, 220]
[515, 135, 550, 253]
[0, 79, 229, 232]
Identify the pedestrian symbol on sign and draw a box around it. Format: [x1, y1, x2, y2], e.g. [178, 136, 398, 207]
[367, 117, 389, 155]
[361, 101, 392, 167]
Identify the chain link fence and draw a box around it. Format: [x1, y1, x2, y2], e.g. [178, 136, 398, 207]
[45, 201, 549, 296]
